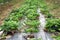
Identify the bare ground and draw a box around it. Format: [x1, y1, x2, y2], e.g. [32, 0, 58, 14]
[45, 0, 60, 18]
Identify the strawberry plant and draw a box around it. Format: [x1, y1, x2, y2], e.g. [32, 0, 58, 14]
[19, 4, 29, 14]
[25, 27, 39, 33]
[25, 20, 40, 33]
[5, 11, 24, 21]
[27, 13, 39, 20]
[54, 36, 60, 40]
[45, 18, 60, 32]
[25, 20, 40, 27]
[22, 0, 40, 33]
[1, 21, 19, 33]
[9, 13, 23, 20]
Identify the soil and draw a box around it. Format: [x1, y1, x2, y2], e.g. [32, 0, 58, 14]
[45, 0, 60, 18]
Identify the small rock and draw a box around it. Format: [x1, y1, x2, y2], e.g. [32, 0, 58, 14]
[6, 35, 12, 39]
[0, 31, 3, 36]
[27, 38, 30, 40]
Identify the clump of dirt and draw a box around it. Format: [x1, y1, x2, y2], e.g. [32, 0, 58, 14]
[24, 34, 35, 40]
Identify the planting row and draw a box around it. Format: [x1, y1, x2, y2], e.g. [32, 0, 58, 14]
[0, 0, 41, 35]
[22, 0, 40, 33]
[45, 18, 60, 32]
[36, 0, 60, 40]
